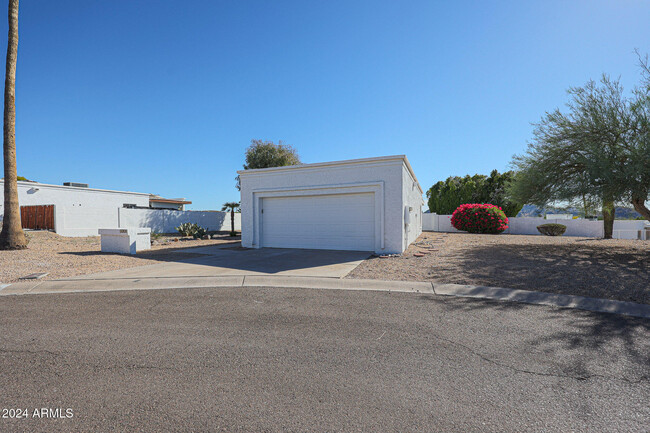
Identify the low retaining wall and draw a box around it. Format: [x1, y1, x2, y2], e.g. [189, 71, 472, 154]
[118, 208, 241, 234]
[422, 213, 648, 240]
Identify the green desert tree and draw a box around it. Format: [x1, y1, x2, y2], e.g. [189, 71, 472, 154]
[0, 0, 27, 250]
[221, 201, 240, 236]
[235, 139, 301, 190]
[426, 170, 523, 217]
[628, 52, 650, 221]
[509, 63, 650, 238]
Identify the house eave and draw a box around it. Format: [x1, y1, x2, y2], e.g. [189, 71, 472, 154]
[237, 154, 422, 193]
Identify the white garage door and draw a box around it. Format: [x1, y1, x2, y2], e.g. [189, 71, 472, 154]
[260, 193, 375, 251]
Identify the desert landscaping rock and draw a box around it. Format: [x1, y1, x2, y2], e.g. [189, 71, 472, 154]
[348, 232, 650, 305]
[0, 231, 240, 284]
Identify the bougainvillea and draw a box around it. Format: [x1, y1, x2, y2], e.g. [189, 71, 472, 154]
[450, 203, 509, 234]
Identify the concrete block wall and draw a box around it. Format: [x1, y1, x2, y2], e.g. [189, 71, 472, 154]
[239, 156, 424, 254]
[422, 213, 649, 240]
[118, 208, 241, 234]
[0, 180, 151, 237]
[402, 162, 424, 250]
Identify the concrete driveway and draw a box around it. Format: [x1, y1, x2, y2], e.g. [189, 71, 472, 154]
[0, 286, 648, 432]
[70, 245, 371, 280]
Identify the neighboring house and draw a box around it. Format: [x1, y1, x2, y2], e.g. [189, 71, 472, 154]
[0, 179, 191, 237]
[545, 214, 573, 220]
[238, 155, 424, 254]
[149, 195, 192, 211]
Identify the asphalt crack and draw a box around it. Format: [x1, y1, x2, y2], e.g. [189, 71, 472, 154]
[431, 333, 648, 385]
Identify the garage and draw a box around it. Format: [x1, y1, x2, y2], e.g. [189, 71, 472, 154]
[260, 193, 375, 251]
[238, 155, 424, 254]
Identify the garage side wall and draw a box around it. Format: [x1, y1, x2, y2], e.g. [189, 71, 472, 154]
[401, 163, 424, 250]
[239, 161, 405, 253]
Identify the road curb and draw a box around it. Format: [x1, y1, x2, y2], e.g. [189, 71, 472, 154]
[2, 276, 648, 319]
[434, 283, 650, 319]
[0, 275, 434, 297]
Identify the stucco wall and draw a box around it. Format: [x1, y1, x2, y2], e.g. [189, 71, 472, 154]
[422, 213, 649, 239]
[239, 156, 423, 254]
[0, 180, 150, 237]
[401, 162, 425, 250]
[118, 208, 241, 233]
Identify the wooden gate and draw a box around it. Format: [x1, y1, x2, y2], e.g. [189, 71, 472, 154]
[20, 205, 55, 230]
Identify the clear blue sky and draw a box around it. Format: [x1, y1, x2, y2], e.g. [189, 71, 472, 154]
[4, 0, 650, 209]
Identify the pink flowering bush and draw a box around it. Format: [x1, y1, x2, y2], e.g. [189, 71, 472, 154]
[450, 203, 509, 234]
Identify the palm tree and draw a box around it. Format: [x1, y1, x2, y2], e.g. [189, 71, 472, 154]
[221, 202, 240, 236]
[0, 0, 27, 250]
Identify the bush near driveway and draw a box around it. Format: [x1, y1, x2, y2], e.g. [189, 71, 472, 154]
[451, 203, 509, 234]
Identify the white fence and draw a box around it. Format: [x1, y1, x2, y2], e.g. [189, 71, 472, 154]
[422, 213, 649, 240]
[118, 208, 241, 234]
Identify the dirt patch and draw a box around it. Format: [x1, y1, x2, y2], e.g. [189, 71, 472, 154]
[0, 231, 240, 283]
[347, 232, 650, 304]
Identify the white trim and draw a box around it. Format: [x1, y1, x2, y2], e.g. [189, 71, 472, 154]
[237, 154, 422, 194]
[250, 181, 385, 251]
[401, 160, 424, 195]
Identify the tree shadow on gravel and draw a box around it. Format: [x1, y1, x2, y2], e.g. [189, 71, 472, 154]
[434, 243, 649, 304]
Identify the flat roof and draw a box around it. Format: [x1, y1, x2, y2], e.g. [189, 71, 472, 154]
[1, 179, 152, 196]
[237, 154, 422, 192]
[150, 197, 192, 205]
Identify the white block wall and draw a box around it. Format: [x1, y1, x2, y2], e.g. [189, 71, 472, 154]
[422, 213, 649, 239]
[0, 180, 150, 237]
[118, 208, 241, 234]
[239, 156, 425, 254]
[402, 164, 424, 250]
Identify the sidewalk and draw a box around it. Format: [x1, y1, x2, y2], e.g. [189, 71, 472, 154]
[2, 275, 649, 319]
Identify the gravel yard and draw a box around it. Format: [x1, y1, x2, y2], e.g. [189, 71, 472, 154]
[0, 231, 240, 283]
[347, 232, 650, 305]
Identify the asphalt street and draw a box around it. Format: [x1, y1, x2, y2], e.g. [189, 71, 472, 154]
[0, 286, 648, 432]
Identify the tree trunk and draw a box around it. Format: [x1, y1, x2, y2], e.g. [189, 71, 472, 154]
[602, 199, 615, 239]
[631, 197, 650, 222]
[0, 0, 26, 250]
[230, 209, 235, 234]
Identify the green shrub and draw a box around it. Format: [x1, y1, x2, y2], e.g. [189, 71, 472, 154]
[450, 203, 509, 234]
[427, 170, 523, 217]
[175, 222, 207, 238]
[537, 223, 566, 236]
[175, 223, 195, 237]
[192, 226, 207, 239]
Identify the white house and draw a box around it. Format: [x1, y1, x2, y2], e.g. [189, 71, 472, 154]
[0, 180, 192, 237]
[149, 195, 192, 211]
[238, 155, 424, 254]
